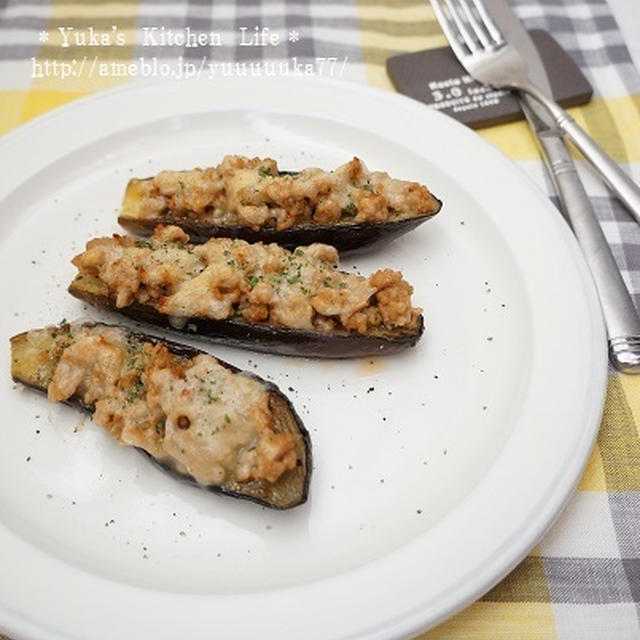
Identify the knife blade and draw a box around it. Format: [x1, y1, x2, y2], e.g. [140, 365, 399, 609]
[484, 0, 640, 373]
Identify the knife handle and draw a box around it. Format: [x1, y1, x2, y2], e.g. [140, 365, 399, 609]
[521, 82, 640, 225]
[534, 127, 640, 373]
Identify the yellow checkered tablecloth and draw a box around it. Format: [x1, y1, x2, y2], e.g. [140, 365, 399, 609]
[1, 0, 640, 638]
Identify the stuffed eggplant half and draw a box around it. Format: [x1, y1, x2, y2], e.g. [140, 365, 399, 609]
[10, 321, 311, 509]
[68, 225, 425, 358]
[118, 155, 442, 253]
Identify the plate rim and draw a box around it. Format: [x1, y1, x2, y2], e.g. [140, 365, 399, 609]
[0, 75, 607, 640]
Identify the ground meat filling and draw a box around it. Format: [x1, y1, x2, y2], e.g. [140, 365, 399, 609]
[40, 324, 297, 486]
[125, 155, 440, 231]
[72, 226, 422, 335]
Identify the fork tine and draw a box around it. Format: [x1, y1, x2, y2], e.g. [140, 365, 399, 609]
[430, 0, 473, 59]
[456, 0, 492, 48]
[469, 0, 505, 46]
[443, 0, 481, 52]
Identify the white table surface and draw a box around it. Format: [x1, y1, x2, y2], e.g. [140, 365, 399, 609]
[609, 0, 640, 70]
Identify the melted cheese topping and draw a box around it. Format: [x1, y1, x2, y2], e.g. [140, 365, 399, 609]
[72, 226, 422, 334]
[39, 324, 297, 486]
[126, 155, 439, 230]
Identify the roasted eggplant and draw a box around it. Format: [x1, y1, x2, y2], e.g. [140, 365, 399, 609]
[68, 226, 425, 358]
[117, 155, 442, 254]
[10, 321, 311, 509]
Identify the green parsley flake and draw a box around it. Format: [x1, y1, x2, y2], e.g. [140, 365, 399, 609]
[342, 202, 357, 216]
[125, 379, 144, 404]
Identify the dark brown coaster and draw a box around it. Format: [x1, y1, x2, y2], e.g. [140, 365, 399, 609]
[386, 30, 592, 129]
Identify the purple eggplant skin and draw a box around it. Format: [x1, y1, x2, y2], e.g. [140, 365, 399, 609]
[10, 322, 312, 510]
[68, 275, 425, 359]
[118, 211, 440, 256]
[117, 171, 442, 255]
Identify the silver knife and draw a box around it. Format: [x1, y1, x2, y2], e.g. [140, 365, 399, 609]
[485, 0, 640, 373]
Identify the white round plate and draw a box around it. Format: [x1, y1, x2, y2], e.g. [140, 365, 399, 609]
[0, 76, 606, 640]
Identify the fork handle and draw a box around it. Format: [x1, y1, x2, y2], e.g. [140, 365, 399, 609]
[521, 82, 640, 225]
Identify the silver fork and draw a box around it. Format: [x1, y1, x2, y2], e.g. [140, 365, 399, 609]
[430, 0, 640, 224]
